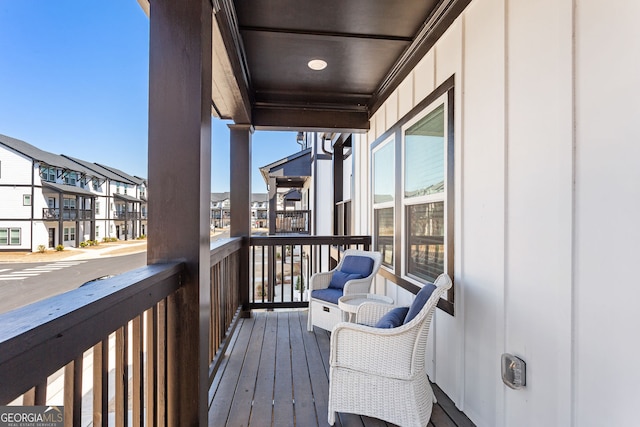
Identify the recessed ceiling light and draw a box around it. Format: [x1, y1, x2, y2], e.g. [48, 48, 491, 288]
[308, 59, 327, 71]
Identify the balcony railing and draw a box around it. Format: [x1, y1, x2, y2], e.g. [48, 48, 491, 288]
[113, 211, 142, 220]
[0, 237, 243, 425]
[42, 208, 94, 220]
[42, 208, 59, 220]
[249, 235, 371, 310]
[0, 235, 372, 424]
[78, 209, 94, 220]
[275, 210, 310, 234]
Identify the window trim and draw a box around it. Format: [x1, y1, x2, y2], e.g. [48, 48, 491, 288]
[23, 194, 32, 206]
[370, 75, 455, 315]
[372, 135, 396, 271]
[400, 93, 450, 287]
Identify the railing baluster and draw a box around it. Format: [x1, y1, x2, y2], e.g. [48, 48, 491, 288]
[158, 299, 167, 427]
[93, 338, 109, 427]
[64, 356, 82, 427]
[261, 245, 265, 303]
[115, 325, 128, 427]
[132, 315, 144, 427]
[251, 245, 256, 304]
[290, 244, 295, 302]
[146, 307, 158, 427]
[23, 382, 46, 406]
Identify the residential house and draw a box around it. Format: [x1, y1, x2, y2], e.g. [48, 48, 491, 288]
[2, 1, 639, 427]
[63, 156, 147, 241]
[0, 133, 147, 250]
[259, 148, 313, 234]
[250, 193, 268, 229]
[210, 192, 230, 228]
[0, 134, 100, 250]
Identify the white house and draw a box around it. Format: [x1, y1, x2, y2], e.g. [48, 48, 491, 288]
[0, 134, 147, 250]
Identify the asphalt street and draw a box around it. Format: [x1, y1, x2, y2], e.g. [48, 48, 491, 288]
[0, 252, 146, 314]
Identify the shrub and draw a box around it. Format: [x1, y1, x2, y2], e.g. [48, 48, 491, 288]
[90, 240, 99, 246]
[37, 244, 46, 253]
[79, 241, 88, 248]
[55, 244, 65, 252]
[102, 237, 109, 243]
[255, 284, 269, 299]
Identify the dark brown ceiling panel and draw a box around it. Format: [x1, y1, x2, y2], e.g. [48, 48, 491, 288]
[234, 0, 439, 38]
[214, 0, 470, 130]
[241, 30, 409, 94]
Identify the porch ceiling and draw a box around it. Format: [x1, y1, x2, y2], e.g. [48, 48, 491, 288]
[211, 0, 471, 132]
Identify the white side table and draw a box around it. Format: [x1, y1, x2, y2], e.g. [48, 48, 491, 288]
[338, 293, 394, 322]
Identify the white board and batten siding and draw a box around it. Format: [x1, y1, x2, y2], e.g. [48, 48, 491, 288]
[355, 0, 640, 426]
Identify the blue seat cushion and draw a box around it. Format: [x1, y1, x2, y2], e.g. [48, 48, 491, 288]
[311, 288, 343, 305]
[340, 255, 375, 277]
[375, 307, 410, 328]
[404, 283, 437, 324]
[329, 270, 363, 290]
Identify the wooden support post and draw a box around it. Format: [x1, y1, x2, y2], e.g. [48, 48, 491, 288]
[268, 176, 277, 235]
[229, 124, 253, 316]
[148, 0, 212, 425]
[333, 143, 344, 235]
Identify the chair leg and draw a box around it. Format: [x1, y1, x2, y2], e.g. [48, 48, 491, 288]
[307, 306, 313, 332]
[328, 410, 335, 425]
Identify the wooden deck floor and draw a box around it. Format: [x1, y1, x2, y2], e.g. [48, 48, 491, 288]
[208, 310, 475, 427]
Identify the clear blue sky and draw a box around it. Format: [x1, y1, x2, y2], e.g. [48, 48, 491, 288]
[0, 1, 302, 193]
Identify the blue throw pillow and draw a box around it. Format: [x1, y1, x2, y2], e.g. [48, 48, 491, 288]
[404, 283, 437, 324]
[329, 270, 363, 290]
[340, 255, 374, 277]
[375, 307, 410, 328]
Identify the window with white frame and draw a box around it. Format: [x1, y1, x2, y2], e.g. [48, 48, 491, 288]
[372, 137, 395, 267]
[96, 201, 100, 215]
[23, 194, 31, 206]
[64, 228, 69, 241]
[402, 94, 454, 287]
[70, 227, 75, 241]
[96, 225, 100, 238]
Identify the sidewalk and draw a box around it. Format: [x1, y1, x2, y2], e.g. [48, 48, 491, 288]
[0, 229, 233, 264]
[0, 240, 147, 263]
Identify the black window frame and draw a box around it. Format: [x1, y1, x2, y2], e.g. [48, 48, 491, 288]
[370, 75, 455, 315]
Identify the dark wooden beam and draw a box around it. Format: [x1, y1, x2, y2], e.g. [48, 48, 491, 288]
[214, 0, 254, 114]
[229, 124, 252, 315]
[252, 107, 370, 133]
[239, 26, 413, 42]
[147, 0, 212, 424]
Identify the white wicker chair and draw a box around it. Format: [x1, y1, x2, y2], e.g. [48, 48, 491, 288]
[328, 273, 453, 427]
[307, 249, 382, 332]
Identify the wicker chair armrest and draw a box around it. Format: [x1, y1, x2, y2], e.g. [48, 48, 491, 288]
[309, 270, 334, 291]
[354, 302, 399, 327]
[330, 321, 419, 379]
[342, 277, 373, 295]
